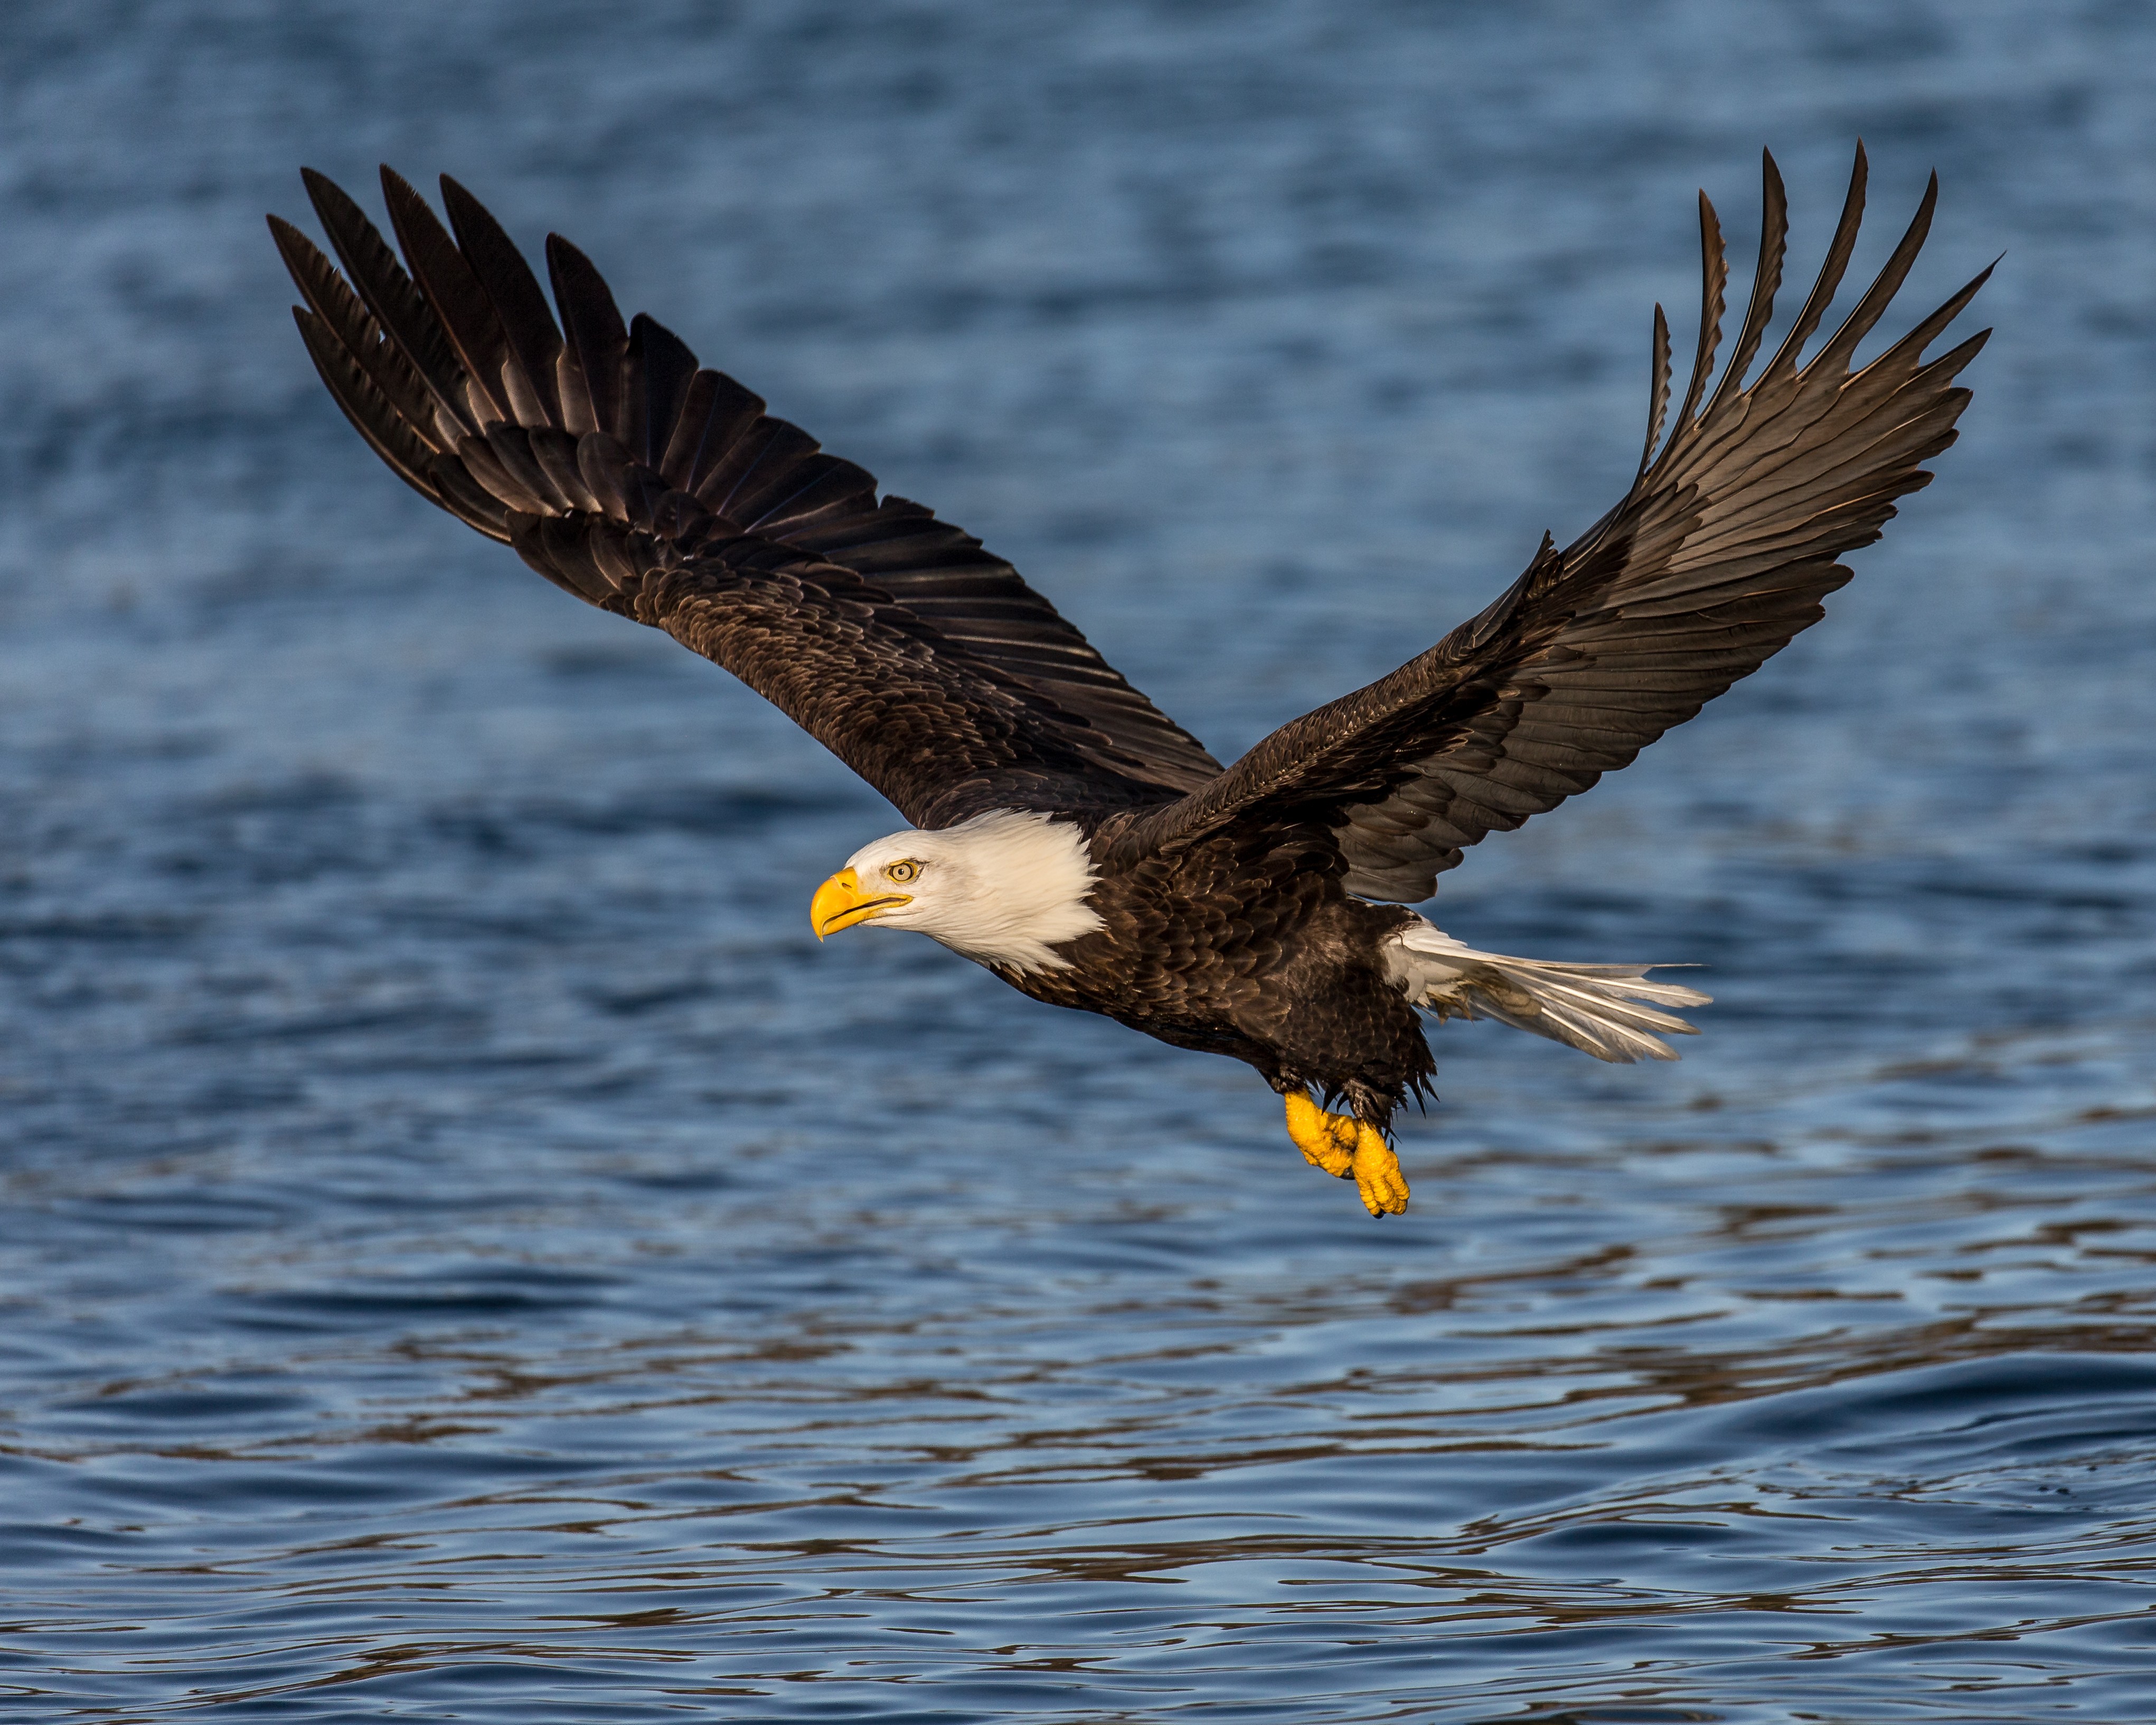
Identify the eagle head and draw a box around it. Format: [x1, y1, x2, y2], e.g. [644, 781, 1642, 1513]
[809, 809, 1104, 974]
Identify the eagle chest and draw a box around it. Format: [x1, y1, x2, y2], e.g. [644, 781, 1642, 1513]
[1016, 855, 1418, 1071]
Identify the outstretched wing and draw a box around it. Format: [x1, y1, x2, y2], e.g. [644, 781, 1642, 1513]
[1106, 146, 1990, 899]
[270, 168, 1221, 827]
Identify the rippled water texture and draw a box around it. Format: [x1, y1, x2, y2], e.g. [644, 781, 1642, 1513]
[4, 2, 2156, 1718]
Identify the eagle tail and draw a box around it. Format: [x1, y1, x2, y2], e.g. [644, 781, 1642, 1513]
[1386, 918, 1710, 1064]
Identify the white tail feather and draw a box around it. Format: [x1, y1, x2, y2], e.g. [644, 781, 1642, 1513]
[1383, 917, 1710, 1063]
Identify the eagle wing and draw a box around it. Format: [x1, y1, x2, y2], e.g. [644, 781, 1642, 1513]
[1104, 147, 1991, 899]
[271, 168, 1221, 829]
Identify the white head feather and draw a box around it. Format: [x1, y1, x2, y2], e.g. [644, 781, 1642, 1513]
[839, 809, 1104, 973]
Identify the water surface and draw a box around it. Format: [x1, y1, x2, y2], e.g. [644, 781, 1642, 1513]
[4, 2, 2156, 1718]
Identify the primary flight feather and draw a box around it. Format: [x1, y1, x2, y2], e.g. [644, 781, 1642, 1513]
[271, 147, 1988, 1216]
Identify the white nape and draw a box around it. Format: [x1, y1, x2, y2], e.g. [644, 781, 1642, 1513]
[843, 809, 1104, 973]
[1382, 915, 1711, 1063]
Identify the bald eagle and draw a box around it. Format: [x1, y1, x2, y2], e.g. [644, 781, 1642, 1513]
[270, 147, 1987, 1217]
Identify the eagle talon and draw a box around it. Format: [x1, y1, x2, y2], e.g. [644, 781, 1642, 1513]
[1283, 1091, 1367, 1182]
[1350, 1122, 1410, 1217]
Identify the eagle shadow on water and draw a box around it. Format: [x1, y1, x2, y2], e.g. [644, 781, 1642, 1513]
[269, 145, 1989, 1217]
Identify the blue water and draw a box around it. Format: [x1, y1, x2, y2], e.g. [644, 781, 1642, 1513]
[4, 2, 2156, 1718]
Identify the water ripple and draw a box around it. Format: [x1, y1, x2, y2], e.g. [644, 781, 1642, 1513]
[6, 0, 2156, 1718]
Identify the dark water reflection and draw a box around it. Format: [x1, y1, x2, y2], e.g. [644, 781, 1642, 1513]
[5, 1, 2156, 1718]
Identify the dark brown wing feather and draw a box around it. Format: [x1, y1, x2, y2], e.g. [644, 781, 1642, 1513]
[1106, 146, 1990, 900]
[271, 169, 1222, 824]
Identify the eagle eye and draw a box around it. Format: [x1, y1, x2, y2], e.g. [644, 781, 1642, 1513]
[885, 860, 921, 885]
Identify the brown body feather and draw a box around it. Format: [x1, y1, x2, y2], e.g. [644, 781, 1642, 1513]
[272, 149, 1985, 1128]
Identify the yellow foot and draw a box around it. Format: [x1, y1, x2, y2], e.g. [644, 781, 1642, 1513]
[1284, 1091, 1358, 1176]
[1349, 1122, 1410, 1217]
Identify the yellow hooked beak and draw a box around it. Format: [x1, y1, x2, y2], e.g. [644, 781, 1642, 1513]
[811, 867, 912, 939]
